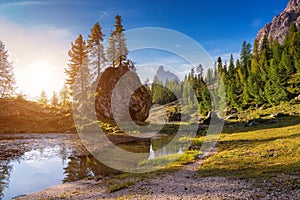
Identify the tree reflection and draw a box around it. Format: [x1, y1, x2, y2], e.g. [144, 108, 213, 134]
[0, 161, 13, 199]
[63, 155, 119, 183]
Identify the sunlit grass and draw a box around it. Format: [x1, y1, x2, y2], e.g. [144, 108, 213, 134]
[198, 103, 300, 178]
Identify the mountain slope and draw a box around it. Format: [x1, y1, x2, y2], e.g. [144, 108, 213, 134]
[256, 0, 300, 47]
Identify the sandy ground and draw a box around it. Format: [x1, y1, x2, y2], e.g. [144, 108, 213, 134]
[15, 150, 300, 200]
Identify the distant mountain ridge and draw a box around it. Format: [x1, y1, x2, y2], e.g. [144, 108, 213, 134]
[256, 0, 300, 47]
[155, 66, 180, 84]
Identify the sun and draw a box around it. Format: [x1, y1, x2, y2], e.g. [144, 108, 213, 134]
[18, 60, 61, 98]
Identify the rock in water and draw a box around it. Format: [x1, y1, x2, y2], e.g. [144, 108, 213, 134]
[256, 0, 300, 48]
[95, 66, 151, 123]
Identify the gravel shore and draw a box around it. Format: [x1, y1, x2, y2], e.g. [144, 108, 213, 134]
[15, 153, 300, 200]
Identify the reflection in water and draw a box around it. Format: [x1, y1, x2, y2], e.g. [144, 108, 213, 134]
[149, 135, 186, 159]
[0, 134, 121, 200]
[63, 155, 119, 183]
[0, 161, 13, 199]
[0, 133, 186, 199]
[149, 144, 155, 159]
[2, 147, 69, 200]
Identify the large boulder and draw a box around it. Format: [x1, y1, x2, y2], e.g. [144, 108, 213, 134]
[95, 66, 152, 123]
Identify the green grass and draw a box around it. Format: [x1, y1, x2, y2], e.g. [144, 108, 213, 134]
[198, 103, 300, 178]
[107, 180, 136, 193]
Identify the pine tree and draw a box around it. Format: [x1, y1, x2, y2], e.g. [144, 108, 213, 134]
[106, 15, 128, 68]
[38, 90, 48, 105]
[65, 34, 90, 99]
[234, 59, 244, 105]
[228, 54, 235, 79]
[248, 58, 264, 104]
[151, 75, 166, 104]
[51, 91, 59, 107]
[253, 39, 260, 61]
[114, 15, 128, 66]
[59, 84, 71, 109]
[106, 31, 117, 67]
[196, 64, 204, 80]
[205, 68, 213, 85]
[240, 41, 252, 77]
[217, 57, 223, 75]
[88, 22, 106, 79]
[0, 40, 15, 98]
[295, 28, 300, 72]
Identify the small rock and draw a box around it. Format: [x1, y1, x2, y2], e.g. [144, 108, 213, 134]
[271, 113, 289, 118]
[226, 114, 239, 120]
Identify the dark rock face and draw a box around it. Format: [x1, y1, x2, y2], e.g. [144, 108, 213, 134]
[256, 0, 300, 47]
[95, 66, 152, 123]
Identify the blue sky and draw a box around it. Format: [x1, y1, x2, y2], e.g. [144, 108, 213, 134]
[0, 0, 290, 97]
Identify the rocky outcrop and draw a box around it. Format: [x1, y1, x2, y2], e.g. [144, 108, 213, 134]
[256, 0, 300, 47]
[95, 66, 151, 123]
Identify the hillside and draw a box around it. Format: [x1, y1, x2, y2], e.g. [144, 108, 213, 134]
[0, 98, 75, 133]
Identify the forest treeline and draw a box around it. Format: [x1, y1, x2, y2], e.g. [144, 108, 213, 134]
[0, 15, 299, 116]
[151, 23, 300, 115]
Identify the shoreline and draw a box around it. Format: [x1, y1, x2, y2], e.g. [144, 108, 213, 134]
[14, 153, 300, 200]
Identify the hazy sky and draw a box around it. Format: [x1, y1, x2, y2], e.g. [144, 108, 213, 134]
[0, 0, 289, 98]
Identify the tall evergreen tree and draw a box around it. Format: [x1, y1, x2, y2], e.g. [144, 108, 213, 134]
[0, 40, 15, 98]
[106, 31, 117, 67]
[205, 68, 213, 85]
[240, 41, 252, 77]
[88, 22, 106, 79]
[196, 64, 204, 80]
[38, 90, 48, 105]
[228, 54, 235, 79]
[252, 39, 260, 61]
[217, 57, 223, 75]
[151, 75, 164, 104]
[59, 84, 71, 109]
[65, 34, 90, 98]
[51, 91, 59, 107]
[106, 15, 128, 68]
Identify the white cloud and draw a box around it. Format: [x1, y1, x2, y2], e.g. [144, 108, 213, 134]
[0, 1, 45, 7]
[0, 15, 72, 99]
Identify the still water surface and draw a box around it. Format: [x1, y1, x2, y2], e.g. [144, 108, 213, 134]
[0, 133, 183, 200]
[2, 147, 68, 200]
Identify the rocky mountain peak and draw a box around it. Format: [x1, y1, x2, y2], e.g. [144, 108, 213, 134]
[285, 0, 300, 12]
[155, 66, 180, 84]
[256, 0, 300, 48]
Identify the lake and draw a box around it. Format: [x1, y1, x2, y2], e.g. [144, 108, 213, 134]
[0, 133, 184, 200]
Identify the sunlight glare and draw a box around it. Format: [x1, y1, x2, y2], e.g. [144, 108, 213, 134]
[20, 61, 58, 99]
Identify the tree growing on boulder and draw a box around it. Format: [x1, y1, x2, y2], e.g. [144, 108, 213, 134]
[88, 22, 106, 79]
[106, 15, 128, 68]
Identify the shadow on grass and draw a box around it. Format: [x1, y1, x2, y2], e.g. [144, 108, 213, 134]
[223, 115, 300, 134]
[199, 161, 300, 179]
[218, 132, 300, 148]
